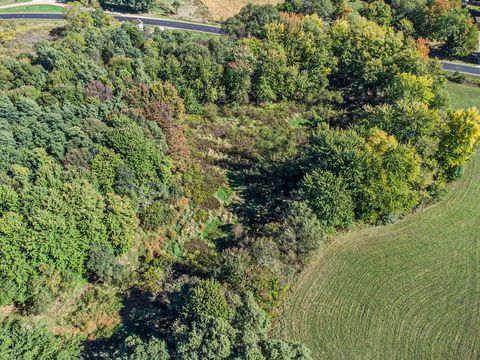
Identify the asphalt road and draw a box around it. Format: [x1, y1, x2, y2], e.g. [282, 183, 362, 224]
[442, 61, 480, 76]
[0, 13, 222, 34]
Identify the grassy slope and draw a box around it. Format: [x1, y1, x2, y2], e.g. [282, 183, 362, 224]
[280, 87, 480, 359]
[447, 82, 480, 110]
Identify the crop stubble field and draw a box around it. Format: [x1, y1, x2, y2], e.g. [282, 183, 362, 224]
[280, 83, 480, 359]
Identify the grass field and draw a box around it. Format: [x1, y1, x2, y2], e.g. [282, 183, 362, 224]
[447, 82, 480, 110]
[279, 87, 480, 358]
[0, 4, 63, 13]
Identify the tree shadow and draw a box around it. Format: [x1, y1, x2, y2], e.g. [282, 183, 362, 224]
[82, 288, 171, 358]
[215, 152, 301, 228]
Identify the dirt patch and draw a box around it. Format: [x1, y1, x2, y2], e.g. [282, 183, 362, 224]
[201, 0, 281, 21]
[0, 305, 15, 317]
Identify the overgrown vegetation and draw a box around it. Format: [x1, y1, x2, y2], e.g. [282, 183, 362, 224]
[0, 1, 479, 358]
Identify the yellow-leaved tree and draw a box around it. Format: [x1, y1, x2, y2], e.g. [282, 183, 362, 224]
[437, 108, 480, 178]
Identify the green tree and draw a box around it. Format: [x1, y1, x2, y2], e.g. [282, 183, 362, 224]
[104, 192, 138, 255]
[0, 317, 82, 359]
[390, 0, 427, 17]
[182, 279, 231, 321]
[174, 315, 236, 360]
[100, 0, 155, 13]
[280, 0, 337, 19]
[360, 0, 393, 27]
[436, 8, 478, 57]
[222, 4, 281, 38]
[260, 339, 313, 360]
[277, 201, 325, 264]
[361, 128, 423, 221]
[437, 108, 480, 177]
[86, 244, 124, 283]
[328, 14, 429, 104]
[107, 336, 170, 360]
[92, 146, 122, 193]
[296, 170, 355, 229]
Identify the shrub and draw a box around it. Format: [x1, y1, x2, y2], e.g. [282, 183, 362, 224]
[86, 244, 124, 284]
[181, 279, 231, 321]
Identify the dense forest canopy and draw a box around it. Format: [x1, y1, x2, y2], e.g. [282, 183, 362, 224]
[1, 1, 480, 358]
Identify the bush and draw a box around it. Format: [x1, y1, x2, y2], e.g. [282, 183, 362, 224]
[86, 244, 124, 284]
[140, 201, 177, 232]
[181, 279, 231, 321]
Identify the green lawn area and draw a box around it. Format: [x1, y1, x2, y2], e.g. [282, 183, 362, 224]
[447, 81, 480, 110]
[0, 4, 63, 13]
[279, 85, 480, 359]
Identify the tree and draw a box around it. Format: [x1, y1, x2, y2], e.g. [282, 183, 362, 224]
[436, 8, 478, 57]
[174, 315, 236, 360]
[92, 146, 122, 194]
[0, 317, 82, 359]
[104, 192, 138, 255]
[100, 0, 155, 13]
[437, 108, 480, 177]
[387, 72, 435, 105]
[359, 0, 393, 27]
[328, 14, 429, 104]
[361, 128, 423, 221]
[365, 100, 441, 160]
[296, 170, 355, 229]
[390, 0, 427, 17]
[297, 126, 369, 206]
[280, 0, 336, 19]
[222, 4, 281, 39]
[260, 339, 313, 360]
[107, 336, 170, 360]
[277, 201, 325, 265]
[86, 244, 124, 283]
[181, 279, 231, 321]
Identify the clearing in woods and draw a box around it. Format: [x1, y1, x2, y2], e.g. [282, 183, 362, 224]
[279, 87, 480, 358]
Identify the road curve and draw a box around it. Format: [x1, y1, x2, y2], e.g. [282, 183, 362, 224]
[0, 13, 222, 34]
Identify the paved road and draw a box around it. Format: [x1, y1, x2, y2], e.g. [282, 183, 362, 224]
[0, 13, 222, 34]
[442, 62, 480, 76]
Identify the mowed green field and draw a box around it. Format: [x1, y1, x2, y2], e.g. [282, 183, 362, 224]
[447, 81, 480, 110]
[280, 88, 480, 359]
